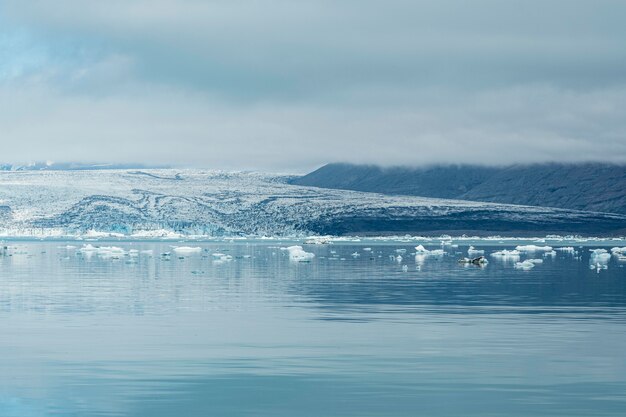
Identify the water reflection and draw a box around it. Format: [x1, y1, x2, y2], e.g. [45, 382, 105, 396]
[0, 241, 625, 416]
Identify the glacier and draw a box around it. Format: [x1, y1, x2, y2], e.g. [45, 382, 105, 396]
[0, 169, 625, 238]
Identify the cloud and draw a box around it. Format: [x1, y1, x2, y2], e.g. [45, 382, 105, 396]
[0, 0, 625, 171]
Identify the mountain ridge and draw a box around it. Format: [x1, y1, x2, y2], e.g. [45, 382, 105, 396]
[291, 163, 626, 215]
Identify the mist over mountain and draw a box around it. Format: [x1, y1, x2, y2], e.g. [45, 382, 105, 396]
[291, 163, 626, 215]
[0, 162, 168, 171]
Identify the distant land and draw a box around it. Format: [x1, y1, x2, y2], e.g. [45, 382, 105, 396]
[0, 162, 169, 171]
[291, 163, 626, 215]
[0, 169, 625, 237]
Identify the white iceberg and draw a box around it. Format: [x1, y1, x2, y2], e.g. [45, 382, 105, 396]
[283, 245, 315, 262]
[467, 246, 484, 256]
[514, 260, 536, 270]
[491, 249, 521, 260]
[172, 246, 202, 254]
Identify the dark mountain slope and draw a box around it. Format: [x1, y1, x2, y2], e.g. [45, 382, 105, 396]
[291, 163, 626, 215]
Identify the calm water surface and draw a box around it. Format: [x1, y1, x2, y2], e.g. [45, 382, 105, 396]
[1, 240, 625, 416]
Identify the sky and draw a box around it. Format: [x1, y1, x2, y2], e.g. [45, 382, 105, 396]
[1, 0, 625, 173]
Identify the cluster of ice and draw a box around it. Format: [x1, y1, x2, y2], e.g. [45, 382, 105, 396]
[304, 236, 333, 245]
[131, 230, 184, 239]
[79, 244, 126, 259]
[515, 245, 553, 252]
[611, 247, 626, 254]
[282, 245, 315, 262]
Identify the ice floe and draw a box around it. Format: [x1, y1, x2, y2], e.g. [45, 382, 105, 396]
[172, 246, 202, 254]
[515, 245, 553, 252]
[282, 246, 315, 262]
[467, 246, 484, 256]
[514, 260, 536, 270]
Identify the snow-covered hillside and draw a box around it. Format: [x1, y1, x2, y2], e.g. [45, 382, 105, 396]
[0, 169, 624, 237]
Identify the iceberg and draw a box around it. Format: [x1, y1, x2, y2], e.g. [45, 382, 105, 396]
[172, 246, 202, 254]
[491, 249, 521, 260]
[283, 246, 315, 262]
[514, 260, 536, 270]
[467, 246, 484, 256]
[515, 245, 553, 252]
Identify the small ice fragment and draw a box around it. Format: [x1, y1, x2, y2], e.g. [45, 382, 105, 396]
[514, 260, 535, 270]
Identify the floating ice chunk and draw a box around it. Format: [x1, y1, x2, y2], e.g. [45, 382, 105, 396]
[140, 249, 154, 255]
[363, 248, 372, 252]
[172, 246, 202, 254]
[351, 252, 360, 258]
[284, 245, 315, 262]
[395, 249, 407, 254]
[543, 250, 557, 258]
[402, 264, 408, 272]
[414, 245, 429, 254]
[610, 247, 626, 254]
[514, 260, 535, 270]
[467, 246, 484, 256]
[526, 259, 543, 264]
[396, 255, 403, 262]
[491, 249, 521, 259]
[304, 236, 332, 245]
[414, 245, 445, 256]
[128, 249, 139, 257]
[516, 245, 553, 252]
[590, 250, 611, 263]
[79, 244, 98, 253]
[95, 246, 126, 259]
[213, 253, 233, 262]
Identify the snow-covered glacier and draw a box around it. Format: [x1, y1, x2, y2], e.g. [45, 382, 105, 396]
[0, 169, 624, 237]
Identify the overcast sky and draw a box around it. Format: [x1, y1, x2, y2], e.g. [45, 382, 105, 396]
[1, 0, 625, 172]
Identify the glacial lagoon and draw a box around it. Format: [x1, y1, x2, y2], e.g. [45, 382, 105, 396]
[1, 239, 625, 416]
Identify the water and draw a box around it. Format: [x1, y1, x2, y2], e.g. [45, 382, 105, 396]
[1, 240, 625, 416]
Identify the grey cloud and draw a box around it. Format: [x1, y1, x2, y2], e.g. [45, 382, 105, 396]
[0, 0, 625, 170]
